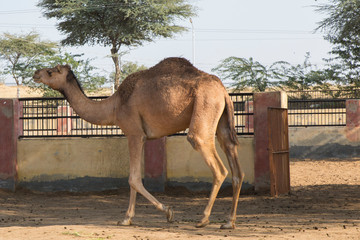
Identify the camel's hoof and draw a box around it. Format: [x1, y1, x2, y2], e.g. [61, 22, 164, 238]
[195, 219, 210, 228]
[118, 218, 132, 226]
[166, 207, 174, 223]
[220, 221, 235, 229]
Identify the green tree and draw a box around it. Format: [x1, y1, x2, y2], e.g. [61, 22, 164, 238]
[25, 51, 107, 97]
[0, 32, 57, 88]
[108, 61, 147, 90]
[316, 0, 360, 87]
[38, 0, 196, 89]
[278, 53, 328, 92]
[212, 56, 288, 92]
[119, 61, 147, 82]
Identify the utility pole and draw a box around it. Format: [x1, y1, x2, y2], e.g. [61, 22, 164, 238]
[190, 18, 195, 65]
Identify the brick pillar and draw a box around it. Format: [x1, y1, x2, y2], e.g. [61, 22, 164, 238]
[0, 99, 22, 191]
[253, 92, 287, 193]
[346, 99, 360, 142]
[144, 137, 167, 192]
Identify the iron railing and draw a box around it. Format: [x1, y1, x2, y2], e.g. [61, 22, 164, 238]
[18, 91, 351, 138]
[230, 93, 254, 135]
[18, 93, 254, 138]
[287, 90, 351, 127]
[287, 89, 360, 100]
[288, 99, 346, 127]
[19, 97, 124, 138]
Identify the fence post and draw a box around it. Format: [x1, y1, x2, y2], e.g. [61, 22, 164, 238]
[346, 99, 360, 142]
[0, 99, 21, 191]
[144, 137, 167, 192]
[253, 92, 288, 193]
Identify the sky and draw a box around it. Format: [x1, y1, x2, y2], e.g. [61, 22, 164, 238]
[0, 0, 331, 85]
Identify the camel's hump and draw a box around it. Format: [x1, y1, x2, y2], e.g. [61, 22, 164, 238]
[148, 57, 199, 75]
[155, 57, 194, 68]
[118, 57, 208, 104]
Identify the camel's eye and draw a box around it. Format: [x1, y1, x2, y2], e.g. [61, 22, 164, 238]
[47, 70, 52, 76]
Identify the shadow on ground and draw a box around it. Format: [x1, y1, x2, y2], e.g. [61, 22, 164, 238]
[0, 184, 359, 230]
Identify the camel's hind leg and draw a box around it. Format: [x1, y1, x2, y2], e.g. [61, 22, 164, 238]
[216, 114, 245, 229]
[187, 96, 228, 228]
[188, 133, 228, 228]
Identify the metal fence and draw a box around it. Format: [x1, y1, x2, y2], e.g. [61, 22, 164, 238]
[18, 93, 254, 138]
[288, 99, 346, 127]
[287, 88, 360, 99]
[230, 93, 254, 135]
[19, 97, 124, 138]
[287, 89, 351, 127]
[18, 90, 354, 138]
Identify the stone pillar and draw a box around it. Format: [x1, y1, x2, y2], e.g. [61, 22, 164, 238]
[253, 92, 287, 193]
[346, 99, 360, 142]
[0, 99, 22, 191]
[144, 137, 167, 192]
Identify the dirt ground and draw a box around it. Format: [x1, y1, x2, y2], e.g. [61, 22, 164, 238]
[0, 159, 359, 240]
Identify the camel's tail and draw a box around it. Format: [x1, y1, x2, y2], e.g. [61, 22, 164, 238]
[224, 93, 239, 145]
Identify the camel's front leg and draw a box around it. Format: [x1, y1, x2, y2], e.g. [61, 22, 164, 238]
[121, 135, 174, 225]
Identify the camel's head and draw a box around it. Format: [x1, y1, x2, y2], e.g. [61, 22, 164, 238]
[33, 65, 71, 91]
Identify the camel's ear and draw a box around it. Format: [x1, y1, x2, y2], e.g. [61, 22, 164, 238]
[56, 65, 62, 73]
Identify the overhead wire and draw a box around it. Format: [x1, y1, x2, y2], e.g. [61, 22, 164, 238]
[0, 6, 320, 36]
[0, 2, 174, 15]
[0, 9, 40, 15]
[0, 21, 320, 39]
[0, 6, 328, 75]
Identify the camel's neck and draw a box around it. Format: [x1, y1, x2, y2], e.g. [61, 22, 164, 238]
[62, 79, 117, 126]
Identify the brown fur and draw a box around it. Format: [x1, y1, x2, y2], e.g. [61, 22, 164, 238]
[225, 95, 239, 145]
[62, 69, 85, 99]
[118, 58, 203, 104]
[33, 57, 244, 230]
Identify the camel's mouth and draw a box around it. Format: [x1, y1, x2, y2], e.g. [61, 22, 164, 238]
[33, 74, 41, 83]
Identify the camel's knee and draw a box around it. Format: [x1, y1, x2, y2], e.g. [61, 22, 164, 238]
[128, 176, 142, 191]
[211, 162, 228, 187]
[216, 169, 228, 185]
[187, 133, 205, 150]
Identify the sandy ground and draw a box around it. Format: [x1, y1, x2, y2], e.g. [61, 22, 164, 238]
[0, 158, 359, 240]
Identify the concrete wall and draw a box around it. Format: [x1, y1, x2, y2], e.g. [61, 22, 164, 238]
[16, 136, 255, 192]
[290, 99, 360, 160]
[166, 136, 255, 191]
[17, 138, 130, 191]
[290, 126, 360, 159]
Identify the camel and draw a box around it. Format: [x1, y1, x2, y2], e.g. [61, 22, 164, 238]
[33, 57, 244, 229]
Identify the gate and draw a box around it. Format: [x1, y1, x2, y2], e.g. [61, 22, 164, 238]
[268, 108, 290, 196]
